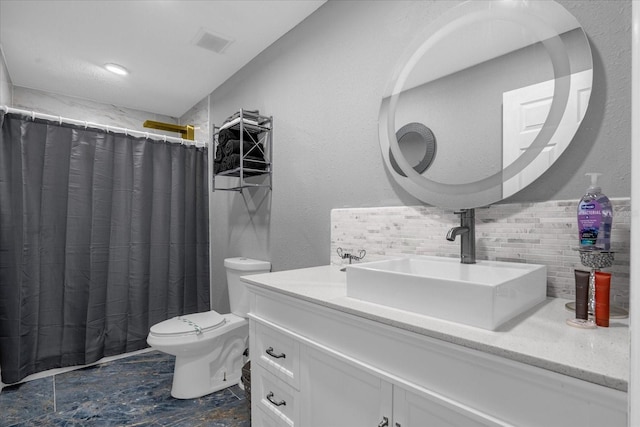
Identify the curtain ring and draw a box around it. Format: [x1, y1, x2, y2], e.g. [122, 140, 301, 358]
[31, 111, 35, 121]
[145, 132, 149, 139]
[84, 121, 88, 129]
[58, 116, 62, 125]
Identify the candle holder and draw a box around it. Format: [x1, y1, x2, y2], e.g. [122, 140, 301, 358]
[579, 250, 614, 314]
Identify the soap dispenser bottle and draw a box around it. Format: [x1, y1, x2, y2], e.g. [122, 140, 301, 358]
[577, 173, 613, 250]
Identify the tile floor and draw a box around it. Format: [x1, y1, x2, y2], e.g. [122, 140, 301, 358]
[0, 351, 250, 426]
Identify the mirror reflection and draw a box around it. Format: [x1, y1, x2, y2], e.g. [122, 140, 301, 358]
[379, 0, 593, 209]
[389, 122, 436, 177]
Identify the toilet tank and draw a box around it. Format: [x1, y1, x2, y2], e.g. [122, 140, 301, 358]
[224, 257, 271, 317]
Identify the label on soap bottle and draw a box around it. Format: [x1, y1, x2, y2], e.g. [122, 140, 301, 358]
[578, 200, 603, 246]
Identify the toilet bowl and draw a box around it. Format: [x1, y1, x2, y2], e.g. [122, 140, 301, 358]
[147, 257, 271, 399]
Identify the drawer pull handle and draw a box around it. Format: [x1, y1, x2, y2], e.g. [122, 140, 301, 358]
[266, 391, 286, 407]
[266, 346, 286, 359]
[378, 417, 389, 427]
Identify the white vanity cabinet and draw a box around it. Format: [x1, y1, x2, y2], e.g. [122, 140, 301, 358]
[301, 347, 496, 427]
[247, 284, 627, 427]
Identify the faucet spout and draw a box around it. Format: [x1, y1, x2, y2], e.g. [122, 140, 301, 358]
[446, 226, 469, 241]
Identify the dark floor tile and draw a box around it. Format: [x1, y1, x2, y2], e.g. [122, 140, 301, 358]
[0, 377, 54, 427]
[54, 352, 175, 415]
[0, 351, 250, 427]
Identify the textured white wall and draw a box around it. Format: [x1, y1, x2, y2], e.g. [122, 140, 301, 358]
[11, 87, 179, 135]
[203, 1, 631, 311]
[179, 96, 210, 145]
[0, 46, 12, 106]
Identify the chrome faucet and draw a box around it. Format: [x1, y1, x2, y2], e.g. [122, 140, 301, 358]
[446, 209, 476, 264]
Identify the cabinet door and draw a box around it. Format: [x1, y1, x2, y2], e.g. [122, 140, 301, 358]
[393, 385, 503, 427]
[301, 347, 392, 427]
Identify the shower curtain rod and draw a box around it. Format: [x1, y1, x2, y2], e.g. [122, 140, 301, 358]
[0, 105, 206, 147]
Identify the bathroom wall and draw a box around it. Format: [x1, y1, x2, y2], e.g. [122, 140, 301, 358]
[331, 199, 631, 308]
[203, 1, 631, 311]
[11, 87, 180, 135]
[8, 86, 214, 145]
[0, 45, 13, 106]
[180, 95, 210, 145]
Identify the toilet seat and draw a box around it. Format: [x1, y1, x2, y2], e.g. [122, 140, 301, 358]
[150, 311, 227, 337]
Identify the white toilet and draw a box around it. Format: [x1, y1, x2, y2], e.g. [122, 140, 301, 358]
[147, 257, 271, 399]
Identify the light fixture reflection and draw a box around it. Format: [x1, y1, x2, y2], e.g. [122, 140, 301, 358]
[104, 63, 129, 76]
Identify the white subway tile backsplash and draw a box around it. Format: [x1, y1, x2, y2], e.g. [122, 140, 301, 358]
[331, 198, 631, 308]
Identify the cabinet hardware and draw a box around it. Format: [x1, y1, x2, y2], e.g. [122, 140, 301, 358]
[266, 346, 286, 359]
[378, 416, 389, 427]
[266, 391, 286, 407]
[395, 424, 401, 427]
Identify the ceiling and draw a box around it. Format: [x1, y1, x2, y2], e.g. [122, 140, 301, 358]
[0, 0, 326, 118]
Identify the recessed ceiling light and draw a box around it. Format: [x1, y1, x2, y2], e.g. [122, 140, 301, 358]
[105, 63, 129, 76]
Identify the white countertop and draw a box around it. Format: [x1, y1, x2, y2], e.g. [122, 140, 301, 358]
[243, 264, 629, 392]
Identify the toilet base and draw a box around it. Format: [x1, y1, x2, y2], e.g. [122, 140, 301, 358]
[171, 351, 244, 399]
[171, 320, 248, 399]
[148, 314, 249, 399]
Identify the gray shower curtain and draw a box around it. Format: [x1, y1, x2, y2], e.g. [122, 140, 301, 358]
[0, 112, 210, 384]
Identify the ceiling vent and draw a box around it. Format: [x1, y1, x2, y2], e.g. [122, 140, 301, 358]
[192, 28, 233, 54]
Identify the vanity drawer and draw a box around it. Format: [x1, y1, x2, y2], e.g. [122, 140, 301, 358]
[252, 366, 299, 427]
[253, 321, 300, 389]
[253, 407, 293, 427]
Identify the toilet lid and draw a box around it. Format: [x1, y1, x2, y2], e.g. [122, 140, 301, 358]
[150, 311, 226, 336]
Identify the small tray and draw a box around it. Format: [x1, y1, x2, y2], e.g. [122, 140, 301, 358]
[565, 301, 628, 319]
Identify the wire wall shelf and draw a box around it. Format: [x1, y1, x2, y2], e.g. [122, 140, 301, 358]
[213, 109, 272, 192]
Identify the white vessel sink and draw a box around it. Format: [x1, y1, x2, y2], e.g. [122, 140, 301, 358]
[345, 256, 547, 330]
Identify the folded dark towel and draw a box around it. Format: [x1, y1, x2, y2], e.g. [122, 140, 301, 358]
[214, 144, 224, 161]
[218, 127, 259, 146]
[218, 129, 236, 146]
[222, 139, 264, 158]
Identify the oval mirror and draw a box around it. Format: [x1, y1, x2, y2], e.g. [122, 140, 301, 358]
[379, 0, 593, 209]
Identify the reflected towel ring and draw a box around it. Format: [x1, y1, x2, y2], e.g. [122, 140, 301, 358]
[389, 122, 436, 178]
